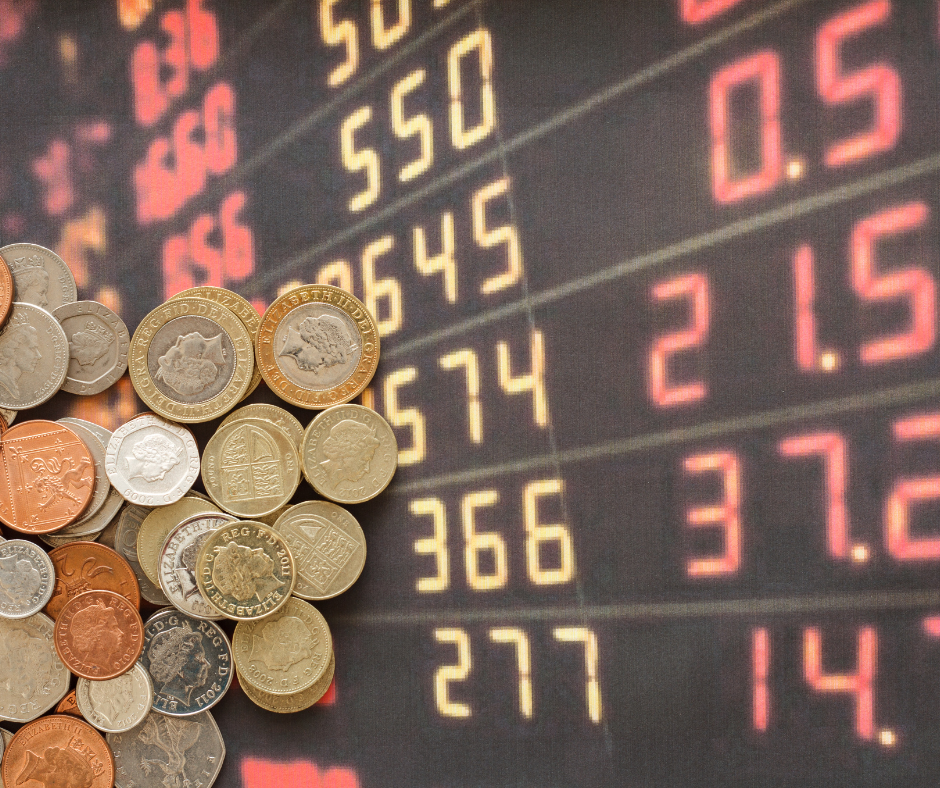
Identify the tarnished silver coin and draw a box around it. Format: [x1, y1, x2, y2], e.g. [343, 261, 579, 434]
[113, 504, 170, 606]
[106, 414, 200, 506]
[52, 300, 130, 395]
[0, 302, 69, 409]
[0, 612, 70, 722]
[0, 243, 76, 312]
[54, 419, 110, 522]
[0, 540, 55, 619]
[139, 609, 233, 717]
[77, 662, 153, 733]
[159, 513, 236, 620]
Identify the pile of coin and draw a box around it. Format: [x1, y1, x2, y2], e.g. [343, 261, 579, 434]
[0, 245, 398, 788]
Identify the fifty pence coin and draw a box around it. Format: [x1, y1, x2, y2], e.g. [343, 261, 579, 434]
[0, 243, 76, 312]
[45, 542, 140, 620]
[113, 503, 170, 606]
[256, 284, 379, 408]
[137, 496, 221, 586]
[301, 403, 398, 503]
[196, 521, 296, 621]
[0, 302, 69, 409]
[77, 662, 153, 734]
[106, 414, 200, 506]
[0, 254, 11, 329]
[129, 297, 253, 423]
[240, 649, 335, 714]
[139, 608, 234, 716]
[272, 501, 366, 600]
[0, 539, 55, 619]
[54, 418, 109, 522]
[52, 300, 130, 395]
[108, 710, 225, 788]
[220, 402, 304, 448]
[0, 612, 70, 722]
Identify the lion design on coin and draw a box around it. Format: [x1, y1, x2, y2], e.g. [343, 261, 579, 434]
[155, 331, 226, 396]
[249, 615, 318, 672]
[16, 745, 94, 788]
[319, 419, 380, 485]
[125, 433, 183, 483]
[0, 323, 42, 399]
[278, 315, 358, 374]
[68, 600, 126, 665]
[211, 542, 283, 602]
[0, 555, 43, 606]
[147, 623, 210, 705]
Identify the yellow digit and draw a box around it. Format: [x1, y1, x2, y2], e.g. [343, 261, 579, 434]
[523, 479, 574, 585]
[359, 386, 375, 410]
[414, 211, 457, 303]
[391, 69, 433, 183]
[497, 330, 548, 428]
[462, 491, 507, 591]
[433, 0, 451, 6]
[320, 0, 358, 87]
[384, 367, 426, 465]
[341, 106, 380, 212]
[362, 235, 402, 336]
[434, 628, 471, 718]
[488, 628, 533, 719]
[472, 178, 522, 294]
[371, 0, 411, 49]
[553, 627, 603, 723]
[316, 259, 354, 292]
[438, 349, 482, 443]
[412, 498, 449, 592]
[448, 29, 495, 150]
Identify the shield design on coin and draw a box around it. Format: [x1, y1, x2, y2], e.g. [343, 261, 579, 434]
[219, 425, 284, 502]
[281, 516, 359, 594]
[155, 332, 225, 396]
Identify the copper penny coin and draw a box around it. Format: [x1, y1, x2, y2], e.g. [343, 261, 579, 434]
[1, 714, 114, 788]
[0, 420, 95, 534]
[55, 689, 84, 718]
[0, 253, 12, 328]
[54, 589, 144, 680]
[45, 541, 141, 620]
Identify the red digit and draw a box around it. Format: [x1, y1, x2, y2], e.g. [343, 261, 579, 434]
[683, 451, 741, 577]
[134, 137, 180, 224]
[31, 140, 73, 217]
[803, 626, 877, 740]
[220, 191, 255, 282]
[680, 0, 746, 24]
[203, 82, 238, 176]
[752, 627, 770, 731]
[793, 244, 829, 372]
[851, 202, 934, 364]
[709, 50, 783, 204]
[649, 273, 710, 407]
[189, 213, 224, 288]
[162, 234, 192, 298]
[161, 10, 189, 101]
[816, 0, 901, 168]
[186, 0, 219, 71]
[130, 41, 167, 127]
[778, 432, 850, 559]
[173, 109, 206, 203]
[886, 413, 940, 561]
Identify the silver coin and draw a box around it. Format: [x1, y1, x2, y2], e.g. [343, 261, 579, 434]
[0, 540, 55, 618]
[0, 727, 11, 788]
[54, 485, 123, 539]
[0, 408, 14, 426]
[106, 414, 200, 506]
[0, 302, 69, 409]
[0, 612, 70, 722]
[114, 504, 170, 606]
[55, 419, 110, 522]
[77, 662, 154, 733]
[0, 243, 76, 312]
[139, 609, 233, 717]
[158, 513, 236, 620]
[53, 300, 130, 395]
[39, 531, 102, 548]
[59, 417, 114, 448]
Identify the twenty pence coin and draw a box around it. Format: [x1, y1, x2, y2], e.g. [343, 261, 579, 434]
[0, 612, 70, 722]
[53, 300, 130, 395]
[0, 539, 55, 619]
[256, 284, 379, 408]
[137, 496, 221, 586]
[240, 650, 335, 713]
[0, 303, 69, 409]
[0, 243, 76, 311]
[76, 663, 153, 733]
[45, 542, 140, 620]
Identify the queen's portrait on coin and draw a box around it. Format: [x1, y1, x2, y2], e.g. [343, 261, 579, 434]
[0, 324, 42, 399]
[68, 324, 111, 368]
[0, 626, 57, 703]
[14, 260, 50, 308]
[0, 556, 43, 606]
[319, 420, 380, 485]
[279, 314, 358, 373]
[250, 616, 317, 672]
[69, 601, 126, 665]
[155, 331, 225, 396]
[15, 745, 94, 788]
[125, 433, 183, 483]
[87, 671, 135, 726]
[147, 623, 210, 705]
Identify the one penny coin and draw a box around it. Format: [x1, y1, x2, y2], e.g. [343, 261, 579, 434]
[1, 715, 114, 788]
[0, 253, 12, 328]
[55, 689, 84, 718]
[54, 589, 144, 680]
[45, 541, 141, 620]
[0, 420, 95, 534]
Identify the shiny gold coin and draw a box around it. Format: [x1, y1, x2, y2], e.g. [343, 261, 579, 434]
[220, 403, 304, 448]
[169, 286, 262, 399]
[128, 297, 253, 423]
[201, 418, 300, 518]
[195, 520, 296, 620]
[233, 597, 331, 693]
[301, 403, 398, 504]
[239, 650, 335, 713]
[137, 495, 221, 585]
[256, 284, 379, 409]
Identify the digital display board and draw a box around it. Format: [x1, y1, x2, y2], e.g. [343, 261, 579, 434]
[3, 0, 940, 785]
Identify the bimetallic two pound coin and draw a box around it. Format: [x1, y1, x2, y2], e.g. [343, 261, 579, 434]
[129, 297, 253, 423]
[0, 302, 69, 409]
[256, 284, 379, 409]
[0, 243, 77, 312]
[0, 539, 56, 618]
[53, 300, 130, 396]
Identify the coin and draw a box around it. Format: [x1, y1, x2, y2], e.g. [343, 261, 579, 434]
[59, 417, 113, 449]
[0, 420, 95, 534]
[95, 511, 120, 549]
[2, 715, 114, 788]
[55, 690, 83, 718]
[108, 710, 225, 788]
[113, 504, 170, 606]
[220, 402, 304, 448]
[77, 662, 153, 733]
[0, 408, 14, 427]
[0, 243, 77, 312]
[45, 542, 140, 620]
[54, 589, 144, 679]
[0, 302, 69, 409]
[0, 612, 70, 722]
[240, 650, 335, 714]
[53, 486, 124, 540]
[0, 539, 55, 618]
[301, 403, 398, 503]
[169, 286, 263, 399]
[272, 501, 366, 600]
[139, 608, 234, 716]
[201, 418, 300, 518]
[129, 297, 253, 422]
[105, 414, 200, 506]
[196, 521, 296, 620]
[233, 597, 331, 694]
[0, 254, 11, 329]
[54, 419, 109, 522]
[137, 496, 221, 586]
[159, 512, 236, 620]
[52, 300, 130, 395]
[256, 284, 379, 408]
